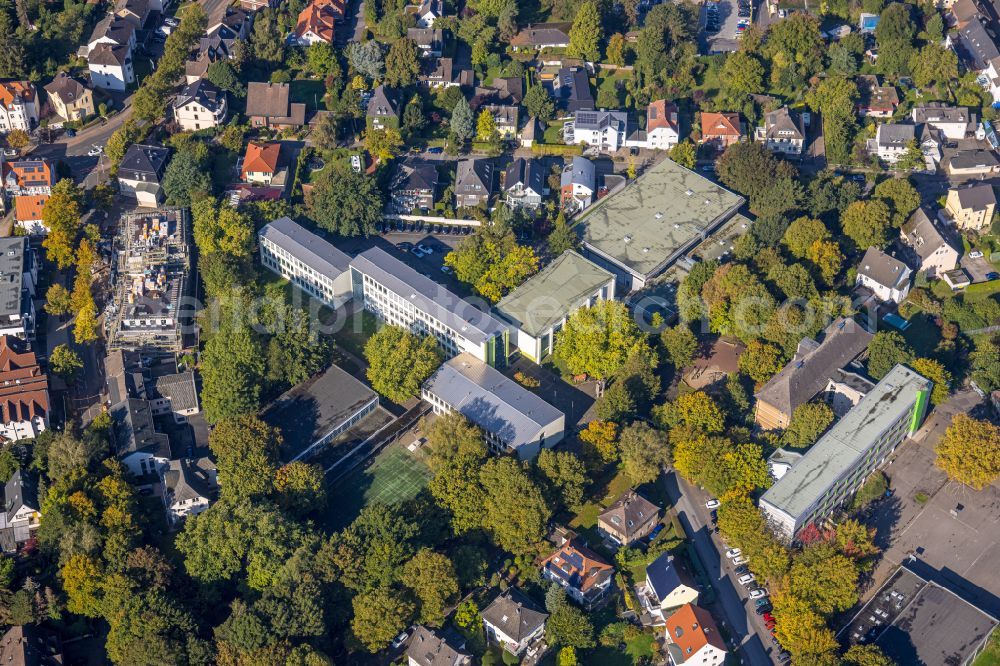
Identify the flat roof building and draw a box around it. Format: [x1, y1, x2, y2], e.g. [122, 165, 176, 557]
[576, 157, 745, 292]
[841, 562, 998, 666]
[258, 217, 353, 309]
[262, 362, 381, 462]
[350, 247, 509, 367]
[422, 353, 565, 459]
[760, 364, 932, 542]
[495, 251, 615, 363]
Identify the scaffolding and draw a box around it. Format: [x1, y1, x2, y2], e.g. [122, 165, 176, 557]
[105, 208, 191, 354]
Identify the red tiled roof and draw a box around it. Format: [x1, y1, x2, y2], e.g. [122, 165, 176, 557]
[667, 603, 727, 662]
[3, 161, 55, 189]
[540, 539, 614, 594]
[242, 142, 280, 178]
[295, 0, 344, 42]
[0, 81, 35, 109]
[13, 195, 48, 222]
[0, 336, 49, 425]
[647, 100, 679, 133]
[701, 112, 741, 138]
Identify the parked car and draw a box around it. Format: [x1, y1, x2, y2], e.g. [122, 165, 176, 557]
[763, 612, 775, 623]
[87, 147, 102, 157]
[969, 250, 984, 259]
[987, 272, 999, 281]
[749, 588, 769, 599]
[777, 652, 791, 662]
[427, 146, 444, 154]
[734, 564, 749, 575]
[754, 605, 772, 615]
[755, 598, 771, 608]
[391, 630, 409, 649]
[765, 620, 777, 630]
[64, 128, 76, 137]
[705, 499, 721, 510]
[733, 556, 748, 565]
[440, 265, 453, 274]
[738, 574, 756, 586]
[726, 548, 742, 559]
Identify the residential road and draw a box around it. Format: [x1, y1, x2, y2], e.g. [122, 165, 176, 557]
[664, 471, 777, 666]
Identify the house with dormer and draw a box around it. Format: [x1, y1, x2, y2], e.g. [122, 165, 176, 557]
[598, 490, 660, 547]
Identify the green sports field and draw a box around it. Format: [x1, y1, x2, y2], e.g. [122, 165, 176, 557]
[325, 445, 432, 530]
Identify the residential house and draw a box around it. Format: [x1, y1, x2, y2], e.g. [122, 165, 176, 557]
[554, 67, 594, 112]
[43, 73, 94, 122]
[207, 7, 251, 40]
[510, 22, 572, 51]
[455, 159, 494, 208]
[246, 82, 306, 129]
[496, 250, 614, 361]
[753, 317, 874, 430]
[350, 247, 509, 366]
[13, 195, 48, 235]
[643, 99, 680, 150]
[503, 157, 547, 209]
[163, 458, 216, 524]
[483, 104, 518, 139]
[146, 370, 200, 423]
[241, 141, 281, 185]
[422, 353, 566, 459]
[560, 156, 596, 210]
[663, 603, 728, 666]
[240, 0, 276, 11]
[0, 625, 63, 664]
[857, 75, 899, 117]
[912, 104, 973, 140]
[761, 365, 931, 541]
[109, 396, 171, 478]
[755, 106, 806, 155]
[0, 335, 50, 442]
[700, 112, 742, 150]
[117, 143, 170, 207]
[916, 123, 944, 170]
[407, 28, 444, 57]
[945, 183, 996, 230]
[481, 589, 548, 657]
[83, 14, 136, 57]
[407, 626, 471, 666]
[899, 208, 959, 279]
[0, 81, 38, 133]
[0, 469, 40, 551]
[0, 237, 38, 340]
[948, 149, 1000, 175]
[366, 85, 401, 129]
[870, 123, 915, 164]
[414, 0, 443, 27]
[3, 159, 55, 197]
[295, 0, 344, 45]
[637, 552, 700, 625]
[856, 247, 912, 303]
[184, 42, 231, 83]
[598, 490, 660, 547]
[567, 109, 628, 152]
[115, 0, 152, 28]
[88, 42, 134, 91]
[390, 158, 438, 212]
[172, 79, 227, 131]
[258, 216, 353, 308]
[540, 538, 615, 608]
[419, 57, 472, 89]
[491, 76, 524, 105]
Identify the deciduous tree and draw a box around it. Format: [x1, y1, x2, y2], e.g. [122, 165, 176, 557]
[578, 420, 618, 463]
[738, 340, 784, 384]
[480, 457, 551, 554]
[661, 324, 698, 369]
[866, 331, 914, 380]
[842, 199, 892, 248]
[50, 344, 83, 382]
[787, 543, 859, 615]
[935, 414, 1000, 490]
[619, 422, 669, 485]
[351, 586, 414, 652]
[402, 549, 459, 626]
[364, 326, 443, 403]
[910, 357, 951, 405]
[554, 300, 652, 380]
[522, 84, 555, 122]
[781, 402, 835, 448]
[311, 165, 385, 237]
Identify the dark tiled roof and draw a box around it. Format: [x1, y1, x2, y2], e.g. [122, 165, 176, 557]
[481, 589, 548, 642]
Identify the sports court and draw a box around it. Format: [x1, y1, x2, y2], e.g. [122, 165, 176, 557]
[325, 444, 432, 529]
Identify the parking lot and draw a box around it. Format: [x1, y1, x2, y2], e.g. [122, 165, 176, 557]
[961, 252, 998, 283]
[703, 0, 752, 53]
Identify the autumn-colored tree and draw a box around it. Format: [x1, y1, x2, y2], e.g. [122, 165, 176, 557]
[653, 391, 725, 433]
[44, 283, 73, 316]
[42, 179, 83, 269]
[806, 238, 845, 285]
[772, 591, 839, 660]
[738, 340, 784, 384]
[274, 461, 326, 515]
[401, 549, 459, 626]
[578, 420, 619, 463]
[935, 414, 1000, 490]
[910, 357, 951, 405]
[61, 553, 104, 618]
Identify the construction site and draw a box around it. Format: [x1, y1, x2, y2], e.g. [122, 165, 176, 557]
[105, 208, 191, 354]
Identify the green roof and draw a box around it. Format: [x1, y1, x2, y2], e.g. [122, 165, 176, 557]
[578, 158, 745, 279]
[494, 250, 614, 337]
[760, 364, 931, 524]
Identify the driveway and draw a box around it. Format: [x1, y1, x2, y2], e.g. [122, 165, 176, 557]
[30, 106, 133, 187]
[961, 253, 997, 283]
[663, 471, 776, 666]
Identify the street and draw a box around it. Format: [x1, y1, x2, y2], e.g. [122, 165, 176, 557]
[663, 471, 776, 666]
[30, 106, 133, 187]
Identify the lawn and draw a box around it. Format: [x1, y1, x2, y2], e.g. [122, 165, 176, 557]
[543, 122, 565, 144]
[290, 78, 326, 111]
[332, 308, 380, 360]
[974, 632, 1000, 666]
[325, 445, 432, 530]
[965, 279, 1000, 302]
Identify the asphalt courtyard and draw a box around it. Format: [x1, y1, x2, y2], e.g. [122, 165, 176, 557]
[862, 391, 1000, 618]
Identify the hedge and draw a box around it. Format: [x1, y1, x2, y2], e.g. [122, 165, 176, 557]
[531, 143, 584, 156]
